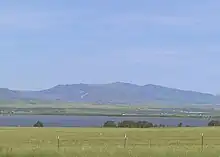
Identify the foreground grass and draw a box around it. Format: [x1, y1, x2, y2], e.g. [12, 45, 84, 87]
[0, 127, 220, 156]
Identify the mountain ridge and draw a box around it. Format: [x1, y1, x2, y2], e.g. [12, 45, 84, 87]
[0, 82, 219, 105]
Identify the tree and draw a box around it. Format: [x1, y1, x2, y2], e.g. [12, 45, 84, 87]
[159, 124, 165, 128]
[136, 121, 153, 128]
[118, 120, 137, 128]
[117, 120, 154, 128]
[103, 121, 117, 127]
[33, 121, 44, 127]
[208, 120, 220, 126]
[153, 124, 158, 127]
[178, 122, 183, 127]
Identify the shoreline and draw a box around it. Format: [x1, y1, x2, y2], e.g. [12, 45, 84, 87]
[0, 113, 213, 119]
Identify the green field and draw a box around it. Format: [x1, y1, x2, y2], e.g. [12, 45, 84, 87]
[0, 127, 220, 156]
[0, 102, 219, 119]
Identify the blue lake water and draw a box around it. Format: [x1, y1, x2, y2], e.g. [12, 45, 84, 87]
[0, 115, 210, 127]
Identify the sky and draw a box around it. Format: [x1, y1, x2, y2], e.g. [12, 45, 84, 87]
[0, 0, 220, 93]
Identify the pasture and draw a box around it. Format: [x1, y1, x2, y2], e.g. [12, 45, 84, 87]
[0, 102, 218, 118]
[0, 127, 220, 156]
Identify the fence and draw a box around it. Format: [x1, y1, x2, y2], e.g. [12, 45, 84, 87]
[49, 133, 220, 151]
[5, 132, 220, 153]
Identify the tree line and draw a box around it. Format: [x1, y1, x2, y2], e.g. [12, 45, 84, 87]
[103, 120, 220, 128]
[32, 120, 220, 128]
[208, 120, 220, 126]
[103, 120, 185, 128]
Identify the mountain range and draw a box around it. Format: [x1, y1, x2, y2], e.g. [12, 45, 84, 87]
[0, 82, 219, 105]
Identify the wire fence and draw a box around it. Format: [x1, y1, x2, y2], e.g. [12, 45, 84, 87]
[6, 132, 220, 153]
[47, 134, 220, 151]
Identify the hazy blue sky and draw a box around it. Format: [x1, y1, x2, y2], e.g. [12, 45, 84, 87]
[0, 1, 220, 93]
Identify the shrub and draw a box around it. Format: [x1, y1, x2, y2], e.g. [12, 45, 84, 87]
[103, 121, 117, 127]
[117, 120, 154, 128]
[33, 121, 44, 127]
[136, 121, 153, 128]
[208, 120, 220, 126]
[153, 124, 158, 127]
[159, 124, 165, 128]
[178, 122, 183, 127]
[118, 120, 138, 128]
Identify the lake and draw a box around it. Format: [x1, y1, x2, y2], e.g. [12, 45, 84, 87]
[0, 115, 210, 127]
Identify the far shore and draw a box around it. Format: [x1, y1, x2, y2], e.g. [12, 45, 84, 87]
[0, 112, 214, 119]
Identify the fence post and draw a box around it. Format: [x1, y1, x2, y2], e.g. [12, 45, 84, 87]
[57, 136, 60, 150]
[124, 134, 128, 148]
[201, 133, 204, 152]
[177, 140, 180, 147]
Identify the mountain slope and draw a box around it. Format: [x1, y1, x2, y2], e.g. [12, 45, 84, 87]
[0, 82, 219, 105]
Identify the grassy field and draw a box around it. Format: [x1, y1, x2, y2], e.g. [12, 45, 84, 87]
[0, 127, 220, 156]
[0, 102, 217, 118]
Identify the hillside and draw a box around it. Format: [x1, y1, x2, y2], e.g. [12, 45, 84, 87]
[0, 82, 219, 105]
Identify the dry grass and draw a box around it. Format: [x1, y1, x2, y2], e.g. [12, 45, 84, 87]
[0, 127, 219, 156]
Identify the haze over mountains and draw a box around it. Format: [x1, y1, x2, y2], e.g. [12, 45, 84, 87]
[0, 82, 219, 105]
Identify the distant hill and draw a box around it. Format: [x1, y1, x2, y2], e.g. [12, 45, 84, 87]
[0, 82, 219, 105]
